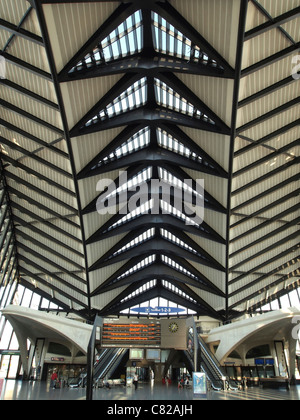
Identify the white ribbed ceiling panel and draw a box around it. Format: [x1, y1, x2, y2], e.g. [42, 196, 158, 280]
[0, 0, 299, 322]
[0, 0, 89, 314]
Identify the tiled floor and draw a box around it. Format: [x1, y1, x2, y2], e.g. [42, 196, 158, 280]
[1, 380, 300, 401]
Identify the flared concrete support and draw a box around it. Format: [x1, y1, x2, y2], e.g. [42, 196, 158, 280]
[206, 308, 300, 378]
[9, 320, 31, 379]
[1, 305, 93, 377]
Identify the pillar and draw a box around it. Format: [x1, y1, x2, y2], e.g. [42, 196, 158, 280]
[288, 339, 297, 384]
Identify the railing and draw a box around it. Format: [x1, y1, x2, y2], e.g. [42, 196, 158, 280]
[94, 348, 127, 381]
[187, 331, 238, 391]
[197, 335, 224, 390]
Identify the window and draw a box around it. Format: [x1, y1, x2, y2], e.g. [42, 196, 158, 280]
[70, 10, 143, 73]
[112, 228, 155, 257]
[85, 77, 147, 127]
[152, 12, 222, 70]
[160, 228, 198, 255]
[117, 255, 156, 281]
[91, 127, 150, 170]
[161, 255, 197, 280]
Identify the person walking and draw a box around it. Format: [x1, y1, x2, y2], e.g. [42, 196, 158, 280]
[51, 370, 58, 389]
[133, 373, 138, 390]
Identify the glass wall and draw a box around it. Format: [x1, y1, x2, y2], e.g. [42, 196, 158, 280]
[0, 283, 61, 380]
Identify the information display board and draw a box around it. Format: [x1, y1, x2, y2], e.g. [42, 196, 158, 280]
[193, 372, 207, 399]
[102, 322, 161, 347]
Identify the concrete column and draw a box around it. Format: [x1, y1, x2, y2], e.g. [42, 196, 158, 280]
[154, 363, 164, 383]
[288, 339, 297, 383]
[271, 344, 279, 377]
[6, 320, 30, 379]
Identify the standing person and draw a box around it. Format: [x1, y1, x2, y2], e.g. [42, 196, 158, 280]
[133, 372, 138, 390]
[51, 370, 58, 389]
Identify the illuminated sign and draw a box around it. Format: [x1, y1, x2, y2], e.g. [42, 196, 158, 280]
[102, 323, 161, 347]
[131, 307, 185, 314]
[193, 373, 207, 400]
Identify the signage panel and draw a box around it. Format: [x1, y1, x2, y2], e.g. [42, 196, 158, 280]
[131, 307, 185, 314]
[193, 372, 207, 400]
[102, 322, 161, 347]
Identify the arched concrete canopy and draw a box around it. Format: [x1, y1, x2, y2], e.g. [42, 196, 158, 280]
[206, 308, 300, 364]
[1, 305, 92, 356]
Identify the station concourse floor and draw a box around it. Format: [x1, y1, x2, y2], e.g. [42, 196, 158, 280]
[1, 380, 300, 401]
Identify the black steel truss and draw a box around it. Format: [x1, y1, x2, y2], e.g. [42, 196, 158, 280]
[58, 1, 234, 82]
[77, 123, 228, 180]
[81, 161, 226, 216]
[88, 226, 225, 273]
[98, 278, 224, 320]
[0, 0, 298, 321]
[70, 73, 231, 138]
[92, 260, 224, 297]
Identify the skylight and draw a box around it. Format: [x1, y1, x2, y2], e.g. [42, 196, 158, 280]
[70, 10, 143, 73]
[160, 199, 201, 227]
[106, 167, 153, 200]
[91, 127, 151, 170]
[112, 228, 155, 257]
[154, 78, 216, 125]
[161, 255, 197, 280]
[152, 12, 222, 70]
[158, 167, 204, 201]
[117, 255, 156, 281]
[120, 280, 157, 303]
[157, 128, 215, 170]
[70, 9, 224, 75]
[102, 10, 143, 62]
[85, 77, 147, 127]
[107, 199, 154, 232]
[160, 228, 198, 255]
[162, 280, 197, 304]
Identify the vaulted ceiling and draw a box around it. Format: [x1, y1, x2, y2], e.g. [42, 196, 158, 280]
[0, 0, 299, 322]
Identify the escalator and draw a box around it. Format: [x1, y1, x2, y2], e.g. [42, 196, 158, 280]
[186, 333, 238, 391]
[197, 335, 224, 390]
[93, 348, 128, 383]
[69, 348, 128, 388]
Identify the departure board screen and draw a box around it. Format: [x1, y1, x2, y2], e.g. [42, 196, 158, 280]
[102, 322, 161, 347]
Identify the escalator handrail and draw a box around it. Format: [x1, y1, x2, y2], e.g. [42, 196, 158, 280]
[95, 349, 120, 380]
[184, 346, 223, 391]
[197, 336, 239, 391]
[197, 335, 225, 377]
[103, 349, 127, 380]
[198, 341, 223, 378]
[188, 331, 223, 379]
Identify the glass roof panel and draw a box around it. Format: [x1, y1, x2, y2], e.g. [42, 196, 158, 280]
[152, 11, 223, 70]
[117, 255, 157, 281]
[160, 228, 198, 256]
[157, 127, 203, 163]
[158, 167, 204, 201]
[120, 280, 157, 304]
[70, 10, 143, 73]
[162, 280, 197, 304]
[154, 78, 216, 125]
[106, 167, 153, 201]
[112, 228, 155, 257]
[105, 199, 154, 233]
[91, 127, 151, 170]
[85, 77, 147, 127]
[161, 254, 197, 280]
[160, 199, 201, 228]
[156, 128, 217, 171]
